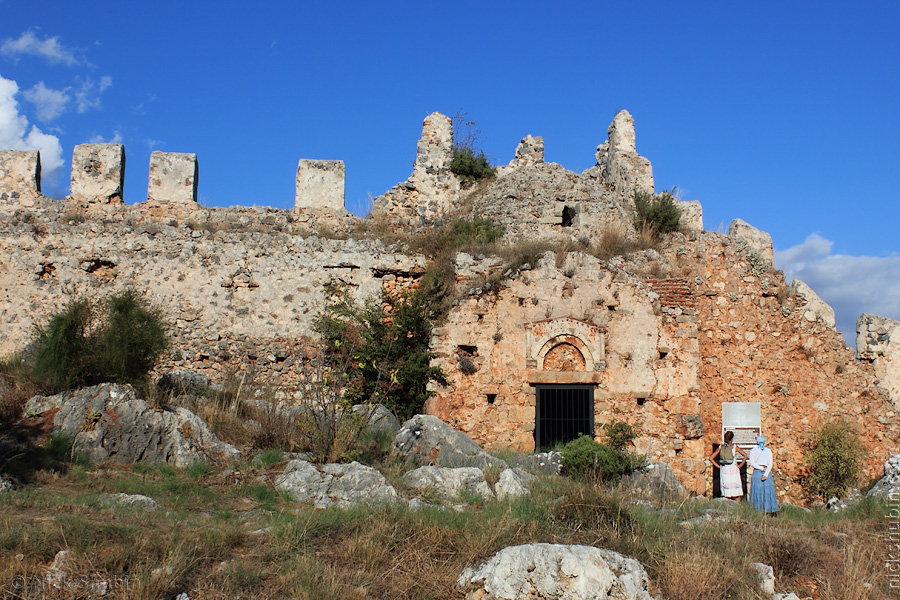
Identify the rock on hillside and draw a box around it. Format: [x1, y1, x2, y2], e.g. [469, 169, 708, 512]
[391, 414, 508, 470]
[25, 383, 240, 466]
[457, 543, 654, 600]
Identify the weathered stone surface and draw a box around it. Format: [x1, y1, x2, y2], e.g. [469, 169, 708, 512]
[507, 134, 544, 169]
[620, 462, 687, 500]
[457, 543, 654, 600]
[353, 403, 401, 437]
[791, 280, 836, 328]
[391, 414, 508, 470]
[295, 159, 345, 212]
[100, 493, 162, 511]
[749, 562, 776, 597]
[0, 150, 41, 206]
[274, 459, 398, 508]
[510, 451, 562, 476]
[371, 112, 460, 228]
[590, 110, 654, 197]
[866, 454, 900, 502]
[857, 314, 900, 409]
[676, 199, 703, 232]
[680, 414, 704, 439]
[494, 468, 534, 500]
[156, 370, 211, 394]
[402, 466, 494, 501]
[70, 144, 125, 204]
[728, 218, 773, 265]
[147, 151, 198, 205]
[24, 383, 239, 466]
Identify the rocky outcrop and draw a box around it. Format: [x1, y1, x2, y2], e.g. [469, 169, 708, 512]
[620, 462, 687, 501]
[147, 151, 199, 206]
[457, 543, 654, 600]
[274, 459, 399, 508]
[589, 109, 654, 198]
[99, 493, 162, 511]
[791, 279, 836, 328]
[866, 454, 900, 502]
[0, 150, 41, 207]
[295, 159, 346, 212]
[857, 314, 900, 409]
[24, 383, 240, 466]
[676, 199, 703, 232]
[403, 466, 494, 501]
[391, 414, 508, 470]
[70, 143, 125, 205]
[728, 218, 774, 265]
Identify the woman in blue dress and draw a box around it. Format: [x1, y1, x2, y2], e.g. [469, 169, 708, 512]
[748, 435, 779, 513]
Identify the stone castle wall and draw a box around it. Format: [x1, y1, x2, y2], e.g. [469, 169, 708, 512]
[2, 109, 899, 504]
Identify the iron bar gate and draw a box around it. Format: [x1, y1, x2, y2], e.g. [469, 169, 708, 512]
[534, 385, 595, 450]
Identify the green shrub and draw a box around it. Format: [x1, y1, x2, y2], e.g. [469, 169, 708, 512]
[804, 418, 865, 500]
[31, 290, 168, 393]
[633, 189, 681, 237]
[315, 283, 446, 423]
[448, 217, 503, 247]
[450, 147, 495, 183]
[561, 422, 643, 483]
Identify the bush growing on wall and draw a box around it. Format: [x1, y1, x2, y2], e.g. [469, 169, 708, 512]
[803, 418, 865, 500]
[633, 189, 681, 237]
[450, 111, 495, 184]
[31, 290, 168, 393]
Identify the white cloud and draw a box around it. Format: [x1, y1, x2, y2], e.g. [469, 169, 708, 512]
[0, 75, 64, 174]
[88, 130, 123, 144]
[775, 234, 900, 346]
[1, 30, 82, 66]
[22, 81, 71, 121]
[74, 75, 112, 113]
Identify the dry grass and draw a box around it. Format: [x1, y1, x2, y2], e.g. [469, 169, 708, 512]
[0, 446, 894, 599]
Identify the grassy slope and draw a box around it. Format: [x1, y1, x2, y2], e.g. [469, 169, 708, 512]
[0, 453, 891, 600]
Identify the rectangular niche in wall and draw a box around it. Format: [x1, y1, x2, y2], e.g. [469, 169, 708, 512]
[534, 385, 594, 450]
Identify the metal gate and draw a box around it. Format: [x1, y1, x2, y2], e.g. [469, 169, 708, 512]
[534, 385, 594, 450]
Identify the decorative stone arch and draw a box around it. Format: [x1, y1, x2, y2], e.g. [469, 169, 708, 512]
[525, 317, 606, 373]
[537, 334, 592, 371]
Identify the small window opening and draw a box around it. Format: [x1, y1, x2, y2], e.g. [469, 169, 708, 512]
[636, 397, 646, 406]
[457, 345, 478, 357]
[607, 304, 617, 311]
[658, 351, 668, 359]
[561, 206, 576, 227]
[486, 394, 497, 405]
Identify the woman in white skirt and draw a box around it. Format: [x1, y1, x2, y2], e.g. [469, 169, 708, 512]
[709, 431, 749, 500]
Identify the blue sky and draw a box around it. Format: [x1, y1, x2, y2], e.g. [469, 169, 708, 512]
[2, 1, 899, 345]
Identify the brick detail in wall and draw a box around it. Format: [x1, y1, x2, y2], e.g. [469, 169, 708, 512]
[646, 278, 696, 309]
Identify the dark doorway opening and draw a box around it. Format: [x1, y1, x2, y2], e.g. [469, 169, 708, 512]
[534, 385, 594, 450]
[710, 443, 748, 500]
[561, 206, 576, 227]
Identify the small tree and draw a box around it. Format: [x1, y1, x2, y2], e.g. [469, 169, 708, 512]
[31, 290, 168, 393]
[450, 111, 495, 185]
[804, 418, 865, 500]
[633, 189, 681, 238]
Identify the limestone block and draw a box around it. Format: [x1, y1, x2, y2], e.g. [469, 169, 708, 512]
[0, 150, 41, 206]
[790, 280, 835, 328]
[728, 218, 773, 264]
[295, 159, 345, 211]
[70, 144, 125, 204]
[677, 200, 703, 232]
[594, 110, 654, 197]
[856, 313, 900, 409]
[147, 151, 198, 205]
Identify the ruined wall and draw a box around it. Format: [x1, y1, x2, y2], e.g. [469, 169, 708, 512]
[0, 150, 42, 207]
[0, 202, 422, 390]
[857, 314, 900, 410]
[70, 144, 125, 205]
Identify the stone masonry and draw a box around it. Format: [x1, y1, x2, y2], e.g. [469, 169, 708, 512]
[147, 151, 199, 205]
[371, 112, 460, 228]
[70, 143, 125, 205]
[295, 159, 345, 212]
[588, 109, 654, 198]
[0, 150, 41, 207]
[857, 314, 900, 410]
[2, 108, 898, 504]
